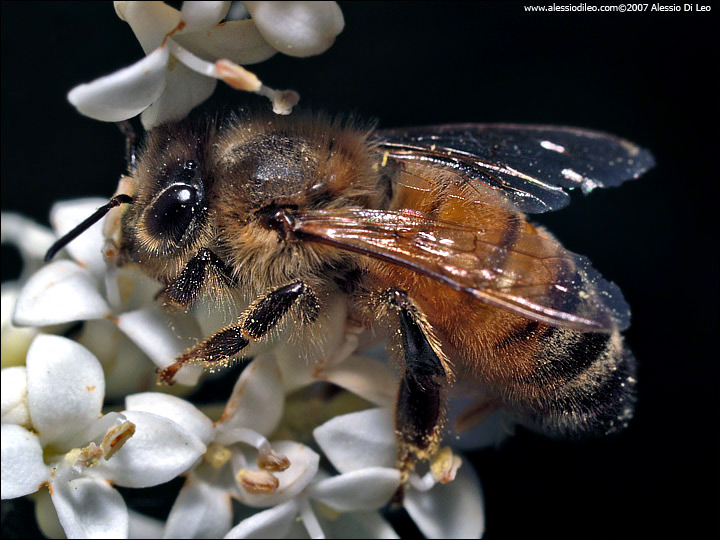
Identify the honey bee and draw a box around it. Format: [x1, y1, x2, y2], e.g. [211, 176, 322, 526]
[45, 111, 654, 476]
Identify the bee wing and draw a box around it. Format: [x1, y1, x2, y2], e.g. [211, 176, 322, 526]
[374, 124, 655, 213]
[291, 208, 629, 332]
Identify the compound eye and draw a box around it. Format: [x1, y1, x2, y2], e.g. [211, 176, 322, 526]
[145, 183, 199, 246]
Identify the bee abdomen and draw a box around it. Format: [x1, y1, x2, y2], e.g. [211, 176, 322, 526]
[513, 328, 637, 437]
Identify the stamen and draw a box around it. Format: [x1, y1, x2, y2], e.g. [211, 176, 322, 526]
[215, 427, 291, 472]
[166, 39, 218, 78]
[100, 421, 136, 460]
[256, 85, 300, 115]
[214, 59, 262, 91]
[237, 468, 279, 493]
[165, 39, 300, 115]
[53, 418, 135, 486]
[409, 448, 462, 491]
[430, 446, 462, 484]
[257, 449, 290, 472]
[299, 495, 325, 539]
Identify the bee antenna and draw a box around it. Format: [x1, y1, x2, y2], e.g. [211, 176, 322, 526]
[44, 194, 133, 262]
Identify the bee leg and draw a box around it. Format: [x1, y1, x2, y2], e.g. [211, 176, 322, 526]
[157, 281, 318, 384]
[386, 290, 452, 486]
[158, 248, 236, 308]
[453, 396, 501, 433]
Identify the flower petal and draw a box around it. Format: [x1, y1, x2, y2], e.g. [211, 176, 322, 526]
[126, 392, 214, 446]
[314, 408, 397, 474]
[114, 1, 181, 53]
[274, 294, 349, 393]
[309, 467, 401, 512]
[1, 284, 40, 368]
[140, 60, 216, 129]
[404, 463, 485, 539]
[50, 473, 129, 539]
[164, 474, 233, 538]
[67, 46, 169, 122]
[26, 335, 105, 448]
[0, 424, 48, 499]
[116, 306, 203, 386]
[180, 1, 231, 33]
[236, 441, 319, 508]
[224, 500, 299, 539]
[49, 198, 109, 276]
[77, 319, 157, 400]
[244, 1, 344, 57]
[173, 19, 277, 65]
[1, 213, 56, 279]
[96, 410, 206, 488]
[215, 354, 284, 439]
[35, 488, 65, 539]
[316, 510, 399, 539]
[13, 260, 110, 326]
[322, 354, 396, 407]
[128, 510, 165, 539]
[1, 366, 30, 427]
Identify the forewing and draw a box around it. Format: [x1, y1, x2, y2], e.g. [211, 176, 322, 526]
[291, 208, 630, 332]
[374, 124, 655, 213]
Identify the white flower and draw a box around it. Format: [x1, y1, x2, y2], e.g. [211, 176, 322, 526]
[1, 213, 56, 369]
[10, 199, 205, 391]
[129, 353, 311, 538]
[0, 213, 56, 282]
[134, 350, 401, 539]
[67, 1, 345, 128]
[0, 335, 206, 539]
[225, 465, 402, 539]
[314, 408, 487, 539]
[223, 366, 402, 540]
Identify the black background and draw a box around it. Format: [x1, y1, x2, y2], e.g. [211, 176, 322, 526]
[1, 2, 718, 539]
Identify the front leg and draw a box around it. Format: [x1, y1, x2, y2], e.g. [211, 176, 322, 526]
[159, 248, 236, 308]
[157, 281, 319, 384]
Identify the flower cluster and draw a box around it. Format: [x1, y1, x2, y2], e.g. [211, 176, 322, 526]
[2, 200, 500, 538]
[68, 1, 345, 128]
[2, 3, 507, 538]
